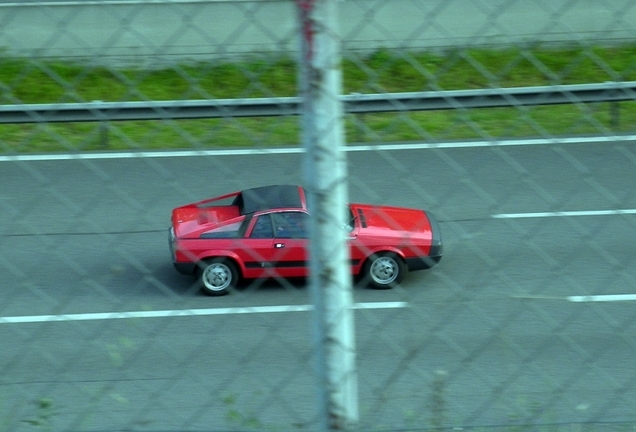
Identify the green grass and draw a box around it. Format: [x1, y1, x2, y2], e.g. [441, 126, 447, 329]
[1, 45, 636, 153]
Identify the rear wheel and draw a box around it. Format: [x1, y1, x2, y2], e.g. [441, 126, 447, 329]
[363, 253, 405, 289]
[198, 258, 238, 296]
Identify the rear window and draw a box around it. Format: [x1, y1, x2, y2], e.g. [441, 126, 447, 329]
[200, 220, 243, 239]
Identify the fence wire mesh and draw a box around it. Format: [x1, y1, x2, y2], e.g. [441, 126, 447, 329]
[1, 0, 636, 431]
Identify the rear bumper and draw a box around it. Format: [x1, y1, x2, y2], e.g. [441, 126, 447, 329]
[173, 261, 197, 275]
[170, 226, 196, 275]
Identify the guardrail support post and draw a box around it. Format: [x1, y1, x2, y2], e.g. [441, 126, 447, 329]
[99, 121, 109, 149]
[610, 101, 620, 129]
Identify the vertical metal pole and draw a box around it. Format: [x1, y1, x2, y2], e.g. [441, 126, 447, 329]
[297, 0, 358, 430]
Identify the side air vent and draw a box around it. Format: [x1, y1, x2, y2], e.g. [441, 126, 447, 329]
[357, 208, 367, 228]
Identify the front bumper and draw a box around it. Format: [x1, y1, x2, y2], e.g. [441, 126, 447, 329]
[406, 211, 443, 271]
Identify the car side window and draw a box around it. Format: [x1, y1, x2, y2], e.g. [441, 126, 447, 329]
[250, 214, 274, 238]
[272, 212, 309, 239]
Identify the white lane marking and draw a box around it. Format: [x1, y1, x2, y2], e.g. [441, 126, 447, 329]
[2, 135, 635, 162]
[0, 302, 408, 324]
[352, 301, 407, 309]
[0, 148, 304, 162]
[568, 294, 636, 302]
[512, 294, 636, 303]
[1, 1, 217, 7]
[493, 209, 636, 219]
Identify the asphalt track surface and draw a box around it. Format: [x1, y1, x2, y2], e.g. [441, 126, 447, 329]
[2, 138, 636, 431]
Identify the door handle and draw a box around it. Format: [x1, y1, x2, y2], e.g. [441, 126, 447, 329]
[275, 243, 285, 248]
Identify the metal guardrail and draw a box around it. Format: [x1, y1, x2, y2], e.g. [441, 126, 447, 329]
[1, 81, 635, 124]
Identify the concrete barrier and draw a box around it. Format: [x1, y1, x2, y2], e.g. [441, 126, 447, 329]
[0, 0, 634, 66]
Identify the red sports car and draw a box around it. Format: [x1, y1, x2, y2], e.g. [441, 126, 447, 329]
[169, 185, 442, 295]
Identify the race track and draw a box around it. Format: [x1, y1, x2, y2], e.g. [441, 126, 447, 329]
[1, 138, 636, 430]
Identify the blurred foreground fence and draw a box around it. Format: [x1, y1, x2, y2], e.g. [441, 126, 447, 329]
[1, 1, 636, 431]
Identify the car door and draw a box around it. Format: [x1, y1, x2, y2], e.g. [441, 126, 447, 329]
[346, 207, 369, 275]
[270, 211, 310, 278]
[241, 211, 310, 279]
[239, 213, 278, 279]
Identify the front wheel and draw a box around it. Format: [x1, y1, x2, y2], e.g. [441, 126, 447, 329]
[362, 253, 405, 289]
[198, 258, 238, 296]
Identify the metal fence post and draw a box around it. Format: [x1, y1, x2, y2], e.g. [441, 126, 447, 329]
[297, 0, 358, 430]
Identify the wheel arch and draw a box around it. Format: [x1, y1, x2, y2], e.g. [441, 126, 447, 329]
[195, 251, 245, 277]
[357, 247, 406, 274]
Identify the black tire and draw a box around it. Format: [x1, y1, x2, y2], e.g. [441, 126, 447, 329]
[197, 258, 238, 296]
[362, 252, 405, 289]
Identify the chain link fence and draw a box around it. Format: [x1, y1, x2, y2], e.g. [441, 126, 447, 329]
[2, 0, 636, 431]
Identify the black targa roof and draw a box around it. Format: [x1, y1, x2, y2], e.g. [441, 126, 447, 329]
[237, 185, 303, 214]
